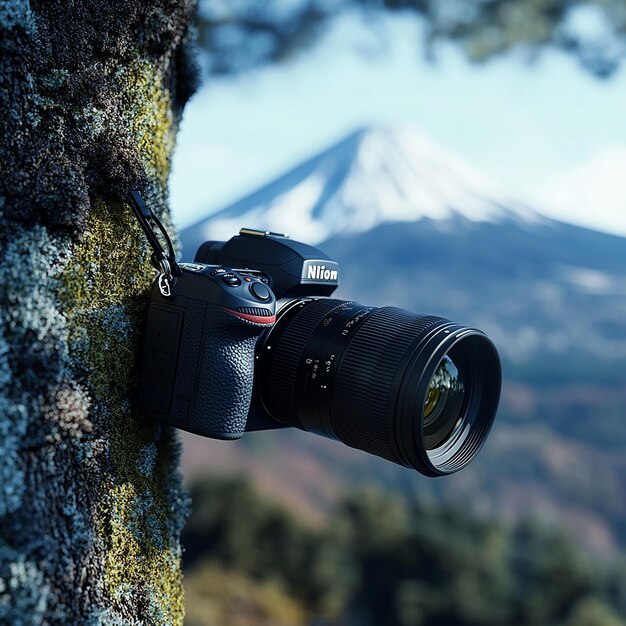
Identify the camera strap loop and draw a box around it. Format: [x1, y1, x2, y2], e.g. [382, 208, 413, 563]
[156, 256, 173, 297]
[128, 190, 180, 297]
[157, 272, 173, 297]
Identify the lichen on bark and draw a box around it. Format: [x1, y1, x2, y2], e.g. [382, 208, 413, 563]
[0, 1, 198, 623]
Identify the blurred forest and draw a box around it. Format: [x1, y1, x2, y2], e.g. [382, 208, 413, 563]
[183, 475, 626, 626]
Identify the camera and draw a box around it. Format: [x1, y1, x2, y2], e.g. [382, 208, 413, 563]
[138, 229, 501, 477]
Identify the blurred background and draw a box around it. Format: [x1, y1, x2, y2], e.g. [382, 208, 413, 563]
[170, 2, 626, 624]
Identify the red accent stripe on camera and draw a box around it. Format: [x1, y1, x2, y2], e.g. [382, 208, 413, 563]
[222, 308, 276, 325]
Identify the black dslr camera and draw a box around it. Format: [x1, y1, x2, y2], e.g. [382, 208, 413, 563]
[138, 229, 501, 477]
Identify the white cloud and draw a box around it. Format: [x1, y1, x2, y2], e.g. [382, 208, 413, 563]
[534, 147, 626, 237]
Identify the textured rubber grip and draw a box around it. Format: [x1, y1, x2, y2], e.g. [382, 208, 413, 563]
[139, 293, 271, 439]
[183, 306, 268, 438]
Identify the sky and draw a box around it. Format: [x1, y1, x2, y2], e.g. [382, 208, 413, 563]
[169, 12, 626, 236]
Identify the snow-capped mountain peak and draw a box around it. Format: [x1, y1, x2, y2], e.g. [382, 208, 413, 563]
[183, 125, 542, 249]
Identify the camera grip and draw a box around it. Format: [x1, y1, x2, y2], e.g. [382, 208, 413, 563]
[139, 273, 274, 439]
[183, 305, 266, 438]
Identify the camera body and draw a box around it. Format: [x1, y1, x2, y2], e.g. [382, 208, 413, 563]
[138, 228, 501, 476]
[138, 229, 338, 438]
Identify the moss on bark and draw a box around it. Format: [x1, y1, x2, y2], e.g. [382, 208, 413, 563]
[0, 1, 198, 623]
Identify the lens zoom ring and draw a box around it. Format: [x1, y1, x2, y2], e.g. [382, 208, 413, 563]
[332, 308, 445, 465]
[265, 299, 346, 422]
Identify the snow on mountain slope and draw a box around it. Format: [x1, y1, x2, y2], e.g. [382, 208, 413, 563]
[181, 126, 543, 252]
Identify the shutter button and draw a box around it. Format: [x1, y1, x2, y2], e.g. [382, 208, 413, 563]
[250, 281, 271, 301]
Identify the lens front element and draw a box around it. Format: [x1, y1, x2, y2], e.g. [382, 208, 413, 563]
[423, 355, 466, 451]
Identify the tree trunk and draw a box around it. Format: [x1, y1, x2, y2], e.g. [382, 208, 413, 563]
[0, 1, 197, 623]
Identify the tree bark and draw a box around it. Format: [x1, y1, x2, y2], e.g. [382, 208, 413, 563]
[0, 1, 197, 623]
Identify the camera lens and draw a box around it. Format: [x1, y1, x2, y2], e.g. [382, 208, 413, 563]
[257, 299, 500, 476]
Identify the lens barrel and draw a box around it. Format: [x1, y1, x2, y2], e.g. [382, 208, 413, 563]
[257, 299, 501, 476]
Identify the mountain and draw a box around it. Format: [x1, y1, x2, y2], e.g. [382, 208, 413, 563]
[179, 126, 626, 557]
[180, 125, 626, 369]
[180, 125, 542, 256]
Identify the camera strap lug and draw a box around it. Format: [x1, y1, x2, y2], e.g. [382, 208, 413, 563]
[157, 272, 172, 297]
[128, 190, 181, 297]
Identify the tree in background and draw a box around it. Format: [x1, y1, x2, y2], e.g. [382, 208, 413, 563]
[0, 0, 623, 624]
[196, 0, 626, 78]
